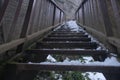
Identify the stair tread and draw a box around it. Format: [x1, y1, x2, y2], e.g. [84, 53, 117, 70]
[43, 37, 91, 41]
[37, 42, 98, 49]
[26, 49, 107, 56]
[11, 63, 120, 73]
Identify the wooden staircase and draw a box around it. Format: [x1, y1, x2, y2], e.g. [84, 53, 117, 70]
[3, 24, 120, 80]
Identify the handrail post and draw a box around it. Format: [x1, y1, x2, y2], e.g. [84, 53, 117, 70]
[52, 5, 56, 26]
[16, 0, 34, 53]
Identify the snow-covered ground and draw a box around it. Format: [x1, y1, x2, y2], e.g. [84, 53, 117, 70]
[32, 20, 120, 80]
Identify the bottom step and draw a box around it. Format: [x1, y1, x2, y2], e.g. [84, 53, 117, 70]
[9, 63, 120, 73]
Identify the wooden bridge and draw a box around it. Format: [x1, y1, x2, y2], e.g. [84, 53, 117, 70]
[0, 0, 120, 80]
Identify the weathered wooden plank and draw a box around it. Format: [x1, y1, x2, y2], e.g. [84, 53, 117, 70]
[48, 34, 88, 37]
[14, 63, 120, 73]
[26, 49, 107, 56]
[52, 32, 85, 34]
[43, 37, 91, 41]
[37, 42, 97, 49]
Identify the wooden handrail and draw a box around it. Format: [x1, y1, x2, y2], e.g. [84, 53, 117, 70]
[0, 23, 61, 54]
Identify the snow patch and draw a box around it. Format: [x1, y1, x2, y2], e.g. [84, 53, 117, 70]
[65, 20, 84, 32]
[47, 55, 57, 62]
[82, 72, 106, 80]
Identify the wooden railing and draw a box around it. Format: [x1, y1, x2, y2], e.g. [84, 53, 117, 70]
[0, 0, 66, 61]
[76, 0, 120, 55]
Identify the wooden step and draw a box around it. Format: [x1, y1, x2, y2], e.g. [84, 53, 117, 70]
[37, 42, 98, 49]
[53, 31, 84, 33]
[48, 34, 88, 37]
[51, 32, 85, 35]
[26, 49, 107, 56]
[43, 37, 91, 41]
[10, 63, 120, 73]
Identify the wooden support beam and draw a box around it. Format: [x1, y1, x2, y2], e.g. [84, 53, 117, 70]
[37, 42, 98, 49]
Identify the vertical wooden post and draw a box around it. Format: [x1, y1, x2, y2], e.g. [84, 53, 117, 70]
[49, 3, 53, 26]
[82, 5, 85, 25]
[111, 0, 120, 37]
[98, 0, 113, 36]
[52, 5, 56, 26]
[84, 3, 87, 25]
[38, 0, 44, 31]
[78, 10, 79, 22]
[16, 0, 34, 53]
[87, 1, 90, 26]
[90, 0, 94, 26]
[42, 0, 47, 29]
[35, 0, 42, 32]
[27, 0, 37, 35]
[59, 11, 62, 23]
[7, 0, 23, 42]
[32, 0, 41, 33]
